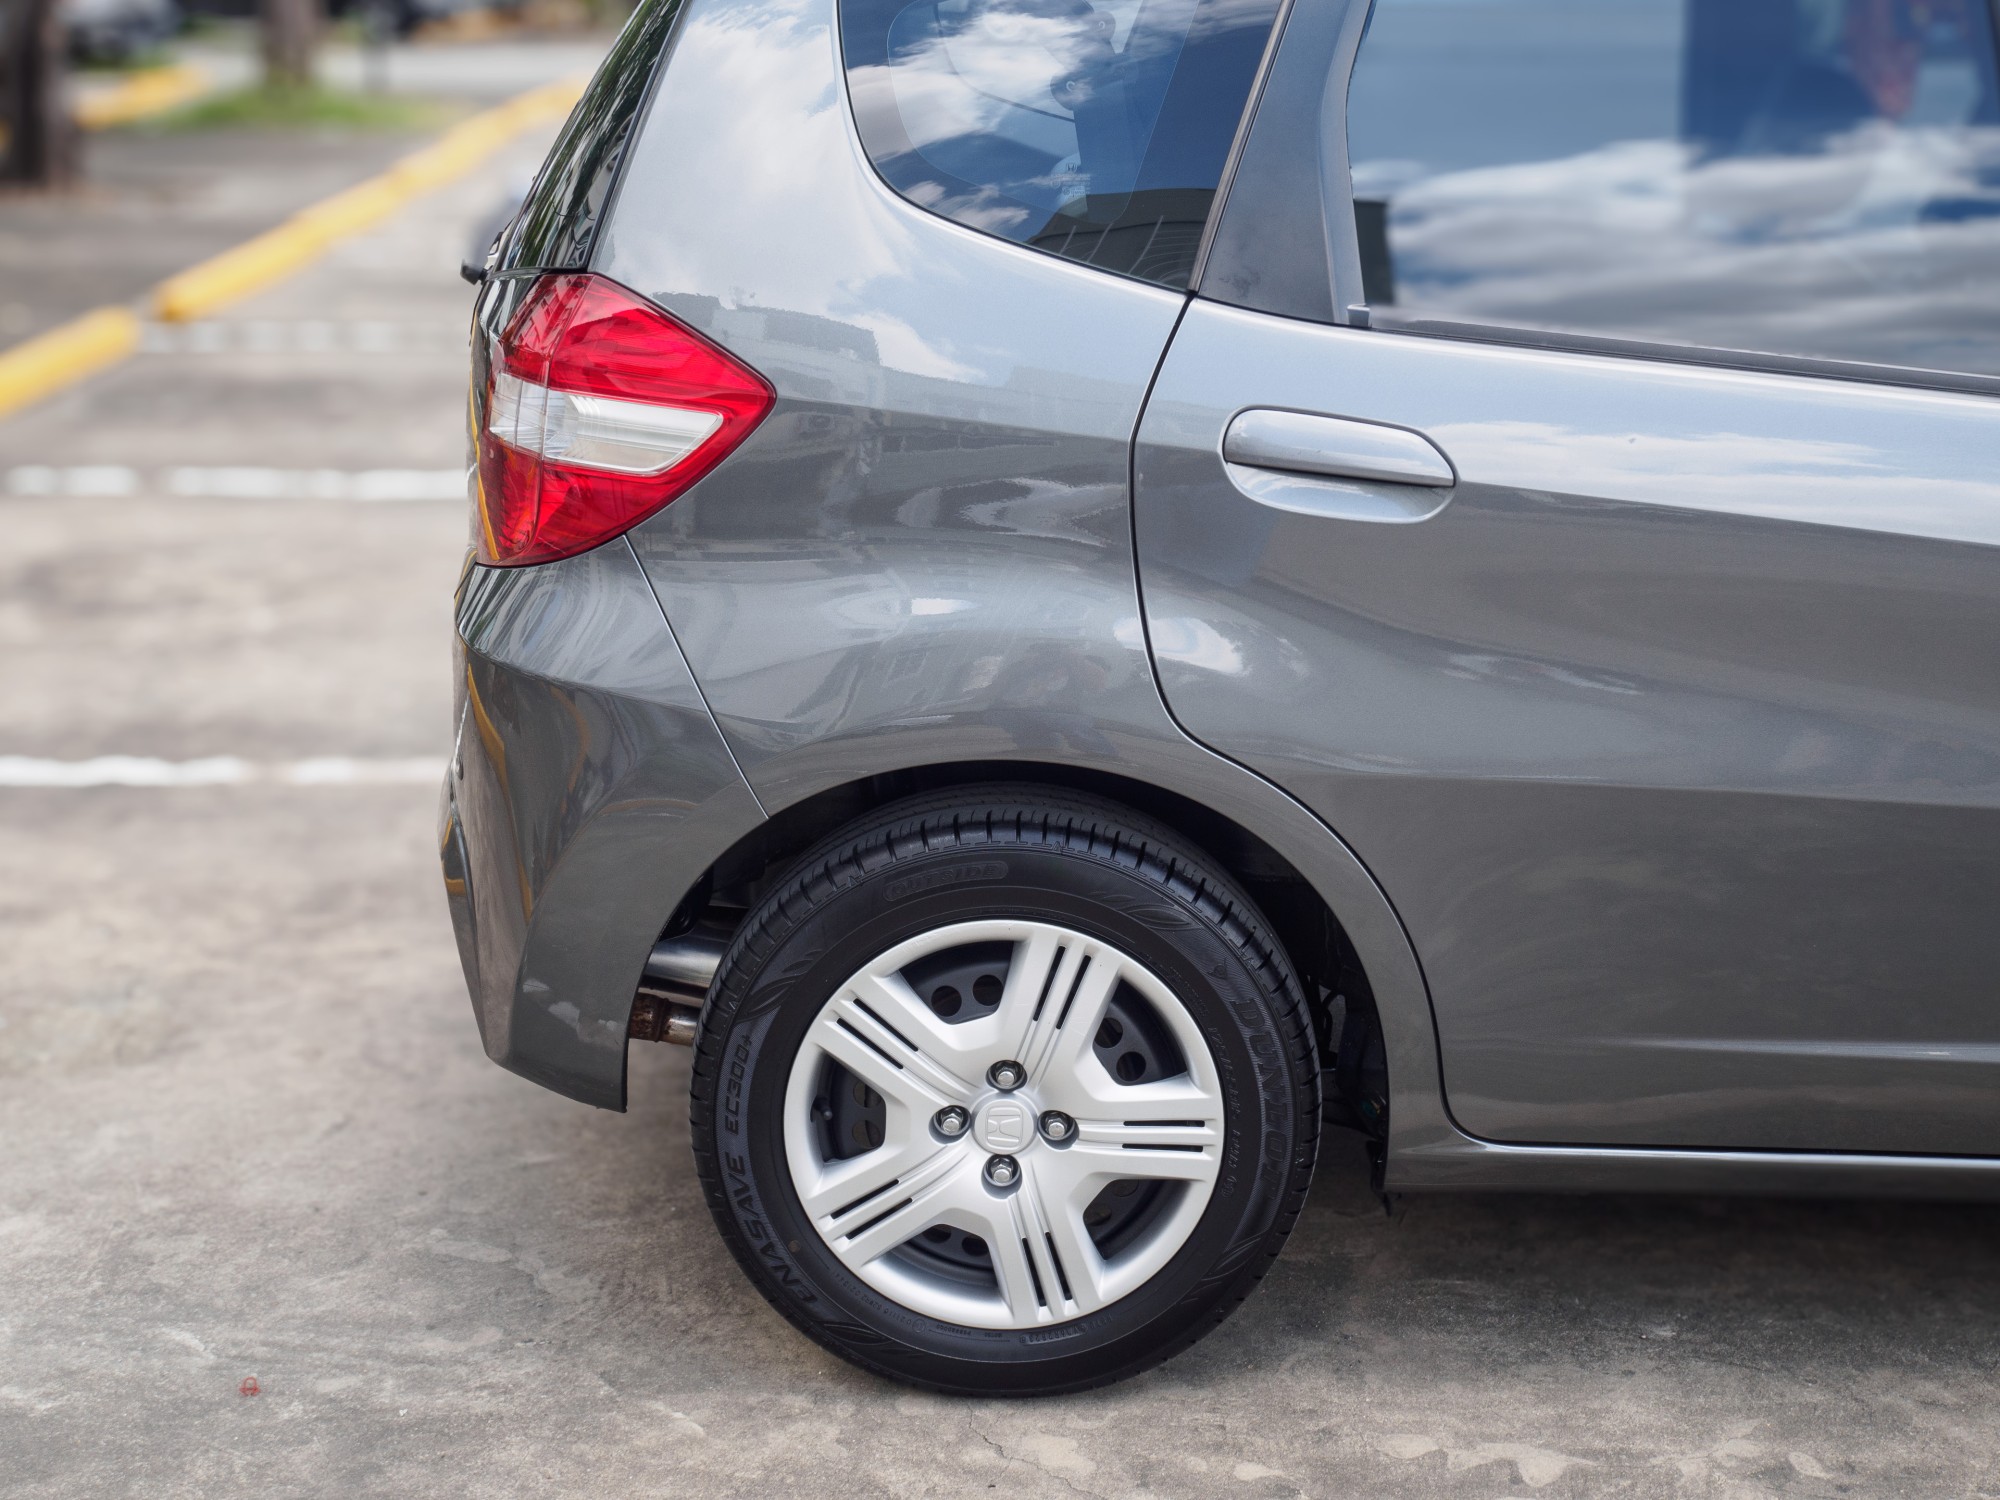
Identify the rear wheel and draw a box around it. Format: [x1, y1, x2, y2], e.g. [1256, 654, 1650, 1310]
[688, 787, 1320, 1394]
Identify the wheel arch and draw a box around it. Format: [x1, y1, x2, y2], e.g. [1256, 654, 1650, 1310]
[662, 756, 1420, 1152]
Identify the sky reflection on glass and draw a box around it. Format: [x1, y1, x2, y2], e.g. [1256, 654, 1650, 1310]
[843, 0, 1280, 286]
[1349, 0, 2000, 375]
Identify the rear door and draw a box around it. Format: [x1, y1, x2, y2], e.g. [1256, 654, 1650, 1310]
[1135, 0, 2000, 1154]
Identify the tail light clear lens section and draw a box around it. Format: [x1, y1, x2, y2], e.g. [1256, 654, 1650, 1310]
[475, 273, 774, 567]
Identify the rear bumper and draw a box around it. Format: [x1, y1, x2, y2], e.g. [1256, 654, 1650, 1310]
[439, 540, 762, 1109]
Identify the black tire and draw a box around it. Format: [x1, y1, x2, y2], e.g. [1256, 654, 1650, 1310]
[688, 785, 1320, 1395]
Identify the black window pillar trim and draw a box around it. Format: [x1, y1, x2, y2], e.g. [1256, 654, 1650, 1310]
[1187, 0, 1303, 294]
[1191, 0, 1371, 326]
[1317, 0, 1374, 327]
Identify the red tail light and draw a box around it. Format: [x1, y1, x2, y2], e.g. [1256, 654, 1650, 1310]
[475, 273, 774, 566]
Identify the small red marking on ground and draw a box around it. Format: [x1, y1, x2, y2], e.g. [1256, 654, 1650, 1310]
[239, 1377, 260, 1397]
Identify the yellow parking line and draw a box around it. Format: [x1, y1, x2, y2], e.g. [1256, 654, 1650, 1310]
[155, 77, 583, 323]
[0, 75, 584, 422]
[73, 62, 213, 130]
[0, 309, 143, 421]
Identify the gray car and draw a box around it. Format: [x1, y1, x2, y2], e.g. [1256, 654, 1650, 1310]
[443, 0, 2000, 1393]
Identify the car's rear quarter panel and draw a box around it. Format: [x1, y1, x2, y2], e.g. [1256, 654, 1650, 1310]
[595, 0, 1191, 806]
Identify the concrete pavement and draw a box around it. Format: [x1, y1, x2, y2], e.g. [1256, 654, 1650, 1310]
[6, 59, 2000, 1500]
[1, 33, 606, 346]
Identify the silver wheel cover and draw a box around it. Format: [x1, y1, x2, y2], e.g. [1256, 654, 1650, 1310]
[782, 919, 1225, 1330]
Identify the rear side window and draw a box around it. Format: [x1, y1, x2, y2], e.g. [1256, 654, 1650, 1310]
[501, 0, 686, 274]
[1346, 0, 2000, 377]
[842, 0, 1284, 288]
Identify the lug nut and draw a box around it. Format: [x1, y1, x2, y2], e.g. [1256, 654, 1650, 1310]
[934, 1106, 970, 1138]
[984, 1155, 1020, 1188]
[987, 1059, 1026, 1091]
[1039, 1110, 1074, 1142]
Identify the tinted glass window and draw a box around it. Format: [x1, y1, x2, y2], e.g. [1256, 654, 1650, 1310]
[842, 0, 1283, 288]
[1347, 0, 2000, 377]
[502, 0, 686, 273]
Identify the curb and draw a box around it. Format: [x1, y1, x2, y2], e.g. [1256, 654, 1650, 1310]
[0, 309, 144, 421]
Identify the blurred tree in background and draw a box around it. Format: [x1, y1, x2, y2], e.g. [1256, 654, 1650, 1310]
[1, 0, 77, 186]
[261, 0, 323, 87]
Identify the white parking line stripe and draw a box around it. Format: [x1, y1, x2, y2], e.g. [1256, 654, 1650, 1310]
[5, 467, 466, 501]
[166, 468, 467, 501]
[5, 465, 140, 496]
[138, 320, 467, 356]
[0, 756, 446, 788]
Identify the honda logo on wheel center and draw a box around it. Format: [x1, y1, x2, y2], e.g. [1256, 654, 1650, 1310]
[973, 1099, 1031, 1153]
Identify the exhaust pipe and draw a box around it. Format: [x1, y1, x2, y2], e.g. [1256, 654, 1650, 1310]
[627, 929, 728, 1047]
[643, 931, 727, 995]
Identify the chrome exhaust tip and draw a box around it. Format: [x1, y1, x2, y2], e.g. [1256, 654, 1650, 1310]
[642, 931, 727, 996]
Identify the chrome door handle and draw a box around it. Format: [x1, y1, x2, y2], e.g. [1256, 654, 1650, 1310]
[1220, 410, 1457, 524]
[1223, 410, 1455, 485]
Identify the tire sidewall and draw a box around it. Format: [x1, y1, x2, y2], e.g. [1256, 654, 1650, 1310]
[698, 839, 1307, 1392]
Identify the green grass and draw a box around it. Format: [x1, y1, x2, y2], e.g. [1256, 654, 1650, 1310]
[158, 83, 450, 133]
